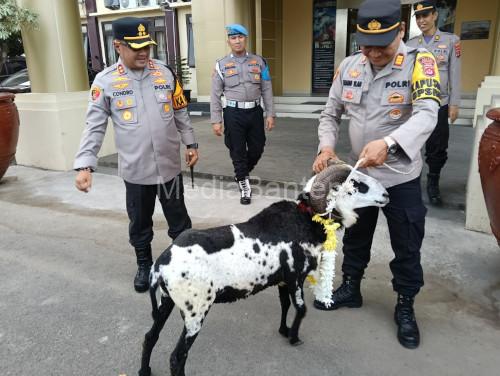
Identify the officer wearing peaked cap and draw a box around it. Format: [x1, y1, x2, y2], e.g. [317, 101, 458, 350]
[74, 17, 199, 293]
[313, 0, 441, 350]
[407, 0, 462, 206]
[211, 23, 275, 205]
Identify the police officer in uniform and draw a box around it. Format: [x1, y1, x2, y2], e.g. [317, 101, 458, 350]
[407, 0, 462, 206]
[211, 24, 275, 205]
[74, 17, 199, 293]
[312, 0, 440, 349]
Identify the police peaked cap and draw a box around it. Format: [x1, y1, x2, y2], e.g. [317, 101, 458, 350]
[356, 0, 402, 47]
[225, 24, 249, 37]
[413, 0, 437, 15]
[112, 17, 157, 50]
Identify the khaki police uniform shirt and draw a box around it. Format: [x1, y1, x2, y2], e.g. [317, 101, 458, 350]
[318, 42, 441, 188]
[210, 52, 274, 124]
[74, 58, 196, 185]
[407, 29, 461, 106]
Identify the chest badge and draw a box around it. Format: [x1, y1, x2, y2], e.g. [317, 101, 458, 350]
[254, 74, 261, 81]
[113, 82, 129, 90]
[163, 103, 171, 113]
[154, 78, 167, 85]
[389, 108, 402, 120]
[122, 110, 133, 121]
[388, 92, 404, 104]
[116, 99, 124, 108]
[349, 69, 361, 78]
[343, 90, 354, 100]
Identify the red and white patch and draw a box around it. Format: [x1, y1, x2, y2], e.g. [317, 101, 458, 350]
[91, 86, 101, 102]
[389, 108, 402, 120]
[455, 42, 461, 58]
[343, 90, 354, 100]
[418, 56, 436, 77]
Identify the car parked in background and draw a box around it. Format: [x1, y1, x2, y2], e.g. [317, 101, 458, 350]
[0, 68, 30, 93]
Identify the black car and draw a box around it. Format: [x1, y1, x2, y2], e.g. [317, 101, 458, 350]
[0, 68, 30, 93]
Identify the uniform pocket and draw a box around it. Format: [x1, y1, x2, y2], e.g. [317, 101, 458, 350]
[248, 64, 261, 83]
[113, 96, 138, 125]
[224, 68, 240, 87]
[154, 90, 173, 120]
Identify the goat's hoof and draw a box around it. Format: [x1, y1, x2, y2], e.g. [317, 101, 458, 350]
[138, 366, 151, 376]
[289, 337, 304, 346]
[278, 326, 290, 338]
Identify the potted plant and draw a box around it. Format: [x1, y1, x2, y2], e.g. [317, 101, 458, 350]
[169, 56, 192, 102]
[0, 0, 36, 181]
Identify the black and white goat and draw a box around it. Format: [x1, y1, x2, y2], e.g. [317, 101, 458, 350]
[138, 161, 389, 376]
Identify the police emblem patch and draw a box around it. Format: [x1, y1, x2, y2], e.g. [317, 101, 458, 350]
[418, 56, 436, 77]
[389, 109, 402, 120]
[91, 86, 101, 102]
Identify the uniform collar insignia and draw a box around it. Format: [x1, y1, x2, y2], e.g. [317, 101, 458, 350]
[393, 53, 404, 68]
[148, 60, 156, 69]
[117, 64, 126, 75]
[434, 34, 440, 41]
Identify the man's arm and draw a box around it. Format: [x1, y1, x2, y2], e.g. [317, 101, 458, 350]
[74, 77, 110, 171]
[260, 59, 275, 120]
[390, 52, 440, 161]
[210, 62, 224, 124]
[448, 35, 462, 123]
[313, 66, 345, 172]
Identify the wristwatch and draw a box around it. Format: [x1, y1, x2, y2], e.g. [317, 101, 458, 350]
[187, 143, 198, 149]
[383, 136, 398, 154]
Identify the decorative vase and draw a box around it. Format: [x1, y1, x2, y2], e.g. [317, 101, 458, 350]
[0, 93, 20, 181]
[478, 108, 500, 246]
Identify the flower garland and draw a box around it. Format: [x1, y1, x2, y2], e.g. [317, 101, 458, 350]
[306, 214, 341, 308]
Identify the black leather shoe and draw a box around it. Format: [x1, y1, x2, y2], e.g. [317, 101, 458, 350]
[427, 173, 442, 206]
[394, 294, 420, 349]
[314, 275, 363, 310]
[134, 246, 153, 293]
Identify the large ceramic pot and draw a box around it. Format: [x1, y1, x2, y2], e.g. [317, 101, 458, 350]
[0, 93, 20, 181]
[478, 108, 500, 246]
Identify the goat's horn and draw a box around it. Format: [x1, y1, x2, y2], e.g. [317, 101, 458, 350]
[310, 159, 351, 214]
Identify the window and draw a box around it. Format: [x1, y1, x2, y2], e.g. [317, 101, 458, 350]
[102, 22, 118, 66]
[436, 0, 457, 33]
[186, 14, 195, 67]
[101, 17, 167, 66]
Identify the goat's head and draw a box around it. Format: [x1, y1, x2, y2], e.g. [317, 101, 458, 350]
[303, 159, 389, 228]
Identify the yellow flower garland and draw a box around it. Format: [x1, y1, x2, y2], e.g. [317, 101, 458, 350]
[306, 214, 341, 285]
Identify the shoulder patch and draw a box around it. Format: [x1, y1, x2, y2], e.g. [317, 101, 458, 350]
[411, 52, 441, 104]
[455, 41, 461, 58]
[172, 79, 188, 110]
[90, 85, 102, 102]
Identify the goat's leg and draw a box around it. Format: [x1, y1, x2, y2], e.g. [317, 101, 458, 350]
[278, 283, 291, 338]
[287, 279, 307, 346]
[139, 295, 175, 376]
[169, 326, 200, 376]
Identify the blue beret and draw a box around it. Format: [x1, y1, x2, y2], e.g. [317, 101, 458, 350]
[225, 24, 248, 37]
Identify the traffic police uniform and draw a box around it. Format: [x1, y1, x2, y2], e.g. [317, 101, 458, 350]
[314, 0, 441, 349]
[74, 17, 197, 291]
[210, 24, 275, 204]
[407, 0, 462, 205]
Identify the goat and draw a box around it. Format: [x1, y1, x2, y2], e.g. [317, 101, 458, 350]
[138, 161, 389, 376]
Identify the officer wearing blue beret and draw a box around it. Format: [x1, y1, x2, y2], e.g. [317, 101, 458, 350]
[74, 17, 199, 293]
[313, 0, 442, 350]
[210, 24, 275, 205]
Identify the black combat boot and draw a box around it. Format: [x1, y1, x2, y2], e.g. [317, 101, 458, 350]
[236, 177, 251, 205]
[426, 173, 442, 206]
[134, 245, 153, 293]
[394, 294, 420, 349]
[314, 275, 363, 311]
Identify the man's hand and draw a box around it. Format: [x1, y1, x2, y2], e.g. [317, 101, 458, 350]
[358, 139, 388, 168]
[312, 148, 338, 173]
[449, 105, 459, 124]
[186, 149, 199, 167]
[212, 123, 223, 136]
[75, 170, 92, 193]
[265, 116, 275, 131]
